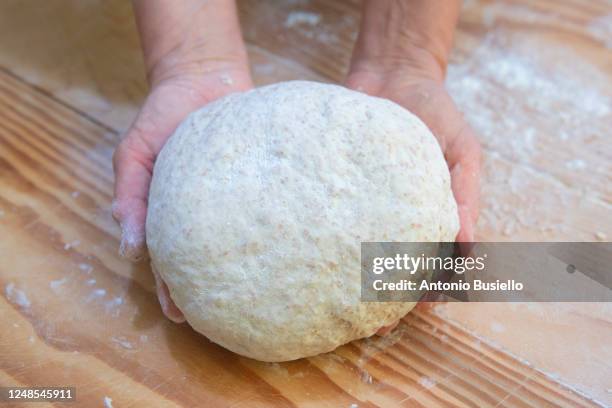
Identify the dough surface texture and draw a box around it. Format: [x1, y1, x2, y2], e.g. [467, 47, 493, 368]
[146, 81, 459, 361]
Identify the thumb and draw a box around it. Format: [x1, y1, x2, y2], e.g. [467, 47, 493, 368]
[112, 129, 155, 261]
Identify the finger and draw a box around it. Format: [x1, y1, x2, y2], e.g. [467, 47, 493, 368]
[376, 320, 399, 336]
[447, 126, 482, 243]
[151, 263, 186, 323]
[112, 134, 154, 261]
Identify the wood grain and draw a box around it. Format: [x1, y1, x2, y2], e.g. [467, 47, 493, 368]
[0, 0, 610, 406]
[0, 65, 602, 407]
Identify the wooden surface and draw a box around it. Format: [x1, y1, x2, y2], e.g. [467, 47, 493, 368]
[0, 0, 611, 406]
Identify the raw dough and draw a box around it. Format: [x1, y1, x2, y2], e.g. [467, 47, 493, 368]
[146, 81, 459, 361]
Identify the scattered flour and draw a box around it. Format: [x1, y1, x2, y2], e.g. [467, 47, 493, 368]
[360, 370, 373, 384]
[105, 297, 124, 316]
[283, 10, 355, 45]
[111, 336, 134, 350]
[418, 376, 437, 389]
[86, 288, 106, 302]
[5, 283, 31, 308]
[284, 11, 320, 28]
[49, 277, 68, 293]
[103, 396, 114, 408]
[78, 263, 93, 273]
[447, 26, 611, 238]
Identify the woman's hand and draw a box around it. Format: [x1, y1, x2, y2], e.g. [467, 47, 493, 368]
[345, 70, 481, 243]
[348, 0, 481, 335]
[113, 0, 252, 322]
[347, 70, 481, 336]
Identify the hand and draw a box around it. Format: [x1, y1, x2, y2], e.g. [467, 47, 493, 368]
[346, 70, 481, 243]
[346, 67, 481, 338]
[113, 67, 253, 322]
[346, 71, 481, 334]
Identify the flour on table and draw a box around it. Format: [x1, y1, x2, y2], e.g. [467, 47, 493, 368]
[86, 288, 106, 302]
[103, 396, 114, 408]
[284, 11, 320, 28]
[105, 297, 123, 314]
[50, 277, 68, 293]
[447, 26, 611, 238]
[111, 336, 134, 350]
[78, 263, 93, 273]
[418, 376, 437, 389]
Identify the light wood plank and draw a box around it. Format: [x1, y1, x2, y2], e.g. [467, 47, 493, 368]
[0, 68, 602, 407]
[1, 0, 611, 405]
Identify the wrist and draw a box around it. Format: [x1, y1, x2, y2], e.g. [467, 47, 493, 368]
[147, 46, 250, 88]
[132, 0, 250, 88]
[348, 46, 446, 86]
[349, 0, 459, 86]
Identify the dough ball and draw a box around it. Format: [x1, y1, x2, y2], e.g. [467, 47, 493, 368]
[146, 81, 459, 362]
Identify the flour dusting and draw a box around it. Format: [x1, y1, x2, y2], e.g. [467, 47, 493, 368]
[418, 376, 437, 389]
[50, 277, 68, 293]
[5, 283, 31, 308]
[103, 396, 114, 408]
[111, 336, 134, 350]
[78, 263, 93, 273]
[86, 288, 106, 302]
[105, 297, 124, 316]
[284, 11, 320, 28]
[447, 26, 611, 238]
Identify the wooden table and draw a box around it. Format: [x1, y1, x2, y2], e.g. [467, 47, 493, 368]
[1, 1, 610, 406]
